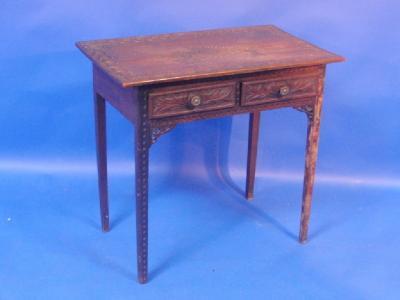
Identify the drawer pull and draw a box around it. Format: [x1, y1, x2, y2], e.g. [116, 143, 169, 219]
[188, 95, 202, 108]
[279, 86, 290, 96]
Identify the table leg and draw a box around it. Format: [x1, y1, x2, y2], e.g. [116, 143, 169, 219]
[245, 112, 260, 199]
[299, 94, 324, 243]
[94, 93, 110, 232]
[135, 116, 150, 284]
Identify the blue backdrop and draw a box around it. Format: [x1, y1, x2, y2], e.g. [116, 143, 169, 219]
[1, 1, 399, 299]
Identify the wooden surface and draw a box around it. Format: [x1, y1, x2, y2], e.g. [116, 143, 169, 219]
[299, 74, 325, 243]
[76, 25, 344, 87]
[240, 65, 321, 106]
[94, 93, 109, 232]
[245, 112, 260, 199]
[80, 25, 344, 284]
[148, 81, 237, 118]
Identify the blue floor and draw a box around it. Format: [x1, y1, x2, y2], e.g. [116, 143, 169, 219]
[1, 169, 399, 299]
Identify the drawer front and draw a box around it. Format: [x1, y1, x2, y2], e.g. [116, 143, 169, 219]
[241, 75, 319, 106]
[149, 82, 237, 119]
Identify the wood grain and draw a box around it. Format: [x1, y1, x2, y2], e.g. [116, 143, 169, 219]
[94, 93, 110, 232]
[245, 112, 261, 199]
[149, 81, 236, 118]
[93, 65, 137, 123]
[79, 25, 344, 284]
[134, 89, 150, 283]
[299, 68, 326, 243]
[242, 76, 318, 105]
[77, 25, 344, 87]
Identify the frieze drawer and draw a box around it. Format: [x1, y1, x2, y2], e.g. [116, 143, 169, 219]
[148, 82, 237, 119]
[241, 73, 320, 106]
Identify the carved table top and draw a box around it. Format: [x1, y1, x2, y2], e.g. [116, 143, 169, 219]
[76, 25, 344, 88]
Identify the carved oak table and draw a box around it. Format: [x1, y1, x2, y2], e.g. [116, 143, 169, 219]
[76, 25, 344, 283]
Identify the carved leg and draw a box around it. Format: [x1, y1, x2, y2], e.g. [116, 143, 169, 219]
[299, 89, 324, 243]
[135, 110, 150, 284]
[94, 93, 110, 232]
[245, 112, 260, 199]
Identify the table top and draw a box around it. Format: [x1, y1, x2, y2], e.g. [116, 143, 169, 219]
[77, 25, 344, 88]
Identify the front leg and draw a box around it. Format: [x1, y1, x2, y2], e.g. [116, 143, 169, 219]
[135, 101, 150, 284]
[298, 79, 325, 243]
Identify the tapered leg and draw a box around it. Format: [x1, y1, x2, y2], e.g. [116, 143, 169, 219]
[135, 114, 150, 284]
[94, 93, 110, 232]
[299, 92, 324, 243]
[245, 112, 261, 199]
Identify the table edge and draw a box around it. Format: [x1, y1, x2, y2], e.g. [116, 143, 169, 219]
[76, 24, 345, 88]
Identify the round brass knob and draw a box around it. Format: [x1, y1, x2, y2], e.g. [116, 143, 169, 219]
[279, 86, 290, 96]
[189, 95, 201, 108]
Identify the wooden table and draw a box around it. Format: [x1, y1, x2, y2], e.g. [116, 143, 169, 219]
[76, 25, 344, 283]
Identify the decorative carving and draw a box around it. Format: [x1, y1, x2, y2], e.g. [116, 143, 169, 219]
[149, 96, 314, 130]
[299, 76, 325, 243]
[294, 105, 315, 121]
[78, 27, 289, 85]
[146, 74, 320, 146]
[135, 93, 150, 283]
[76, 25, 337, 87]
[150, 124, 176, 145]
[242, 76, 318, 105]
[149, 83, 236, 118]
[80, 24, 343, 284]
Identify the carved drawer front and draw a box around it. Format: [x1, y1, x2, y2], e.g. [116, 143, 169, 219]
[241, 75, 319, 106]
[148, 82, 237, 119]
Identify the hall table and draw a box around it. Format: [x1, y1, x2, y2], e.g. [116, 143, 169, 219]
[76, 25, 344, 283]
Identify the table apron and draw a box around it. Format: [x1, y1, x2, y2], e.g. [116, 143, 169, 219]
[149, 96, 316, 127]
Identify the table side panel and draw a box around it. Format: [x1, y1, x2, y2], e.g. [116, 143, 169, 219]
[93, 65, 137, 124]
